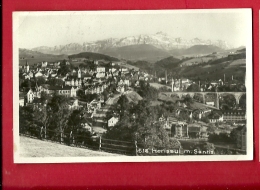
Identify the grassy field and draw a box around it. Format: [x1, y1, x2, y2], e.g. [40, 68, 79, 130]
[180, 57, 213, 66]
[19, 136, 120, 157]
[150, 83, 171, 90]
[228, 59, 246, 67]
[158, 93, 180, 102]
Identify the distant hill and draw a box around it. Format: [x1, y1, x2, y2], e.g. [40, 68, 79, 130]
[236, 48, 246, 53]
[185, 45, 223, 55]
[68, 52, 119, 62]
[100, 44, 171, 62]
[19, 48, 67, 59]
[169, 45, 224, 56]
[126, 60, 154, 72]
[154, 56, 180, 69]
[19, 48, 68, 65]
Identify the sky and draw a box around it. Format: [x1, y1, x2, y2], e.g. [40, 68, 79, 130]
[16, 10, 250, 49]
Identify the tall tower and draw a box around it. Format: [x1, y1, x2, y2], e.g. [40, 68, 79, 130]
[25, 60, 29, 73]
[224, 74, 225, 83]
[78, 68, 81, 79]
[215, 92, 219, 109]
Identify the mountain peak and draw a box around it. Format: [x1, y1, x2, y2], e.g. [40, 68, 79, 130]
[155, 31, 167, 36]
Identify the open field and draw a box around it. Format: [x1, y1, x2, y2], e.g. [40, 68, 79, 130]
[158, 93, 180, 102]
[228, 59, 246, 67]
[150, 83, 171, 90]
[180, 57, 213, 66]
[19, 136, 120, 157]
[120, 62, 140, 70]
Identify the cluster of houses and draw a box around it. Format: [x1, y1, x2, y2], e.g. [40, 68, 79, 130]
[157, 114, 246, 150]
[157, 115, 208, 139]
[19, 58, 247, 150]
[19, 59, 156, 134]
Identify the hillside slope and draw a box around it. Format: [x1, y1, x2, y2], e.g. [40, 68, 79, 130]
[154, 56, 180, 69]
[20, 136, 120, 157]
[68, 52, 119, 62]
[19, 48, 68, 65]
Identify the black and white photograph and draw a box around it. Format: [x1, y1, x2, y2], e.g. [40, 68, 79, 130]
[13, 9, 253, 163]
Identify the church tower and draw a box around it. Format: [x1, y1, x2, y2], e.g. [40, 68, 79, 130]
[78, 68, 81, 79]
[25, 60, 29, 73]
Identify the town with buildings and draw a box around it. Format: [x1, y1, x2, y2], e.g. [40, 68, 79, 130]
[19, 47, 247, 156]
[17, 11, 249, 157]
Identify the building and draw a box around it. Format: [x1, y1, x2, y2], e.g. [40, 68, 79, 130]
[24, 61, 30, 73]
[108, 117, 119, 127]
[69, 99, 83, 110]
[222, 110, 246, 122]
[19, 97, 24, 107]
[96, 67, 105, 73]
[208, 114, 224, 123]
[41, 61, 48, 68]
[43, 86, 77, 97]
[188, 126, 201, 138]
[172, 122, 188, 138]
[26, 89, 35, 104]
[236, 125, 246, 150]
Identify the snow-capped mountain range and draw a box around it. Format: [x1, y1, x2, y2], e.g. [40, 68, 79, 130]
[31, 32, 231, 55]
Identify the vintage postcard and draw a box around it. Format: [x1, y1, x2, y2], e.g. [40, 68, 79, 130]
[13, 9, 253, 163]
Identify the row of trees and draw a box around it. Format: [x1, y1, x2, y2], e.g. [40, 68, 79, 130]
[208, 126, 244, 145]
[104, 96, 181, 149]
[19, 94, 92, 145]
[135, 80, 159, 100]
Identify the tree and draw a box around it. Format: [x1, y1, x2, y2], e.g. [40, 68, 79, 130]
[186, 84, 200, 92]
[230, 126, 245, 144]
[239, 94, 246, 109]
[47, 78, 64, 86]
[77, 89, 85, 97]
[32, 104, 49, 138]
[102, 89, 109, 101]
[207, 124, 216, 133]
[58, 60, 71, 76]
[183, 96, 193, 106]
[219, 95, 236, 110]
[40, 91, 51, 104]
[203, 142, 215, 152]
[117, 95, 129, 117]
[47, 95, 71, 142]
[82, 93, 98, 102]
[21, 79, 31, 89]
[137, 81, 159, 100]
[35, 76, 46, 86]
[19, 106, 34, 134]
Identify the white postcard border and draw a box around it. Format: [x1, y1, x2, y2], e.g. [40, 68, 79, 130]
[13, 9, 253, 163]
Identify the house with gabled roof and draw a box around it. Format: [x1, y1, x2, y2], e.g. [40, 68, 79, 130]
[108, 116, 119, 128]
[42, 85, 77, 97]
